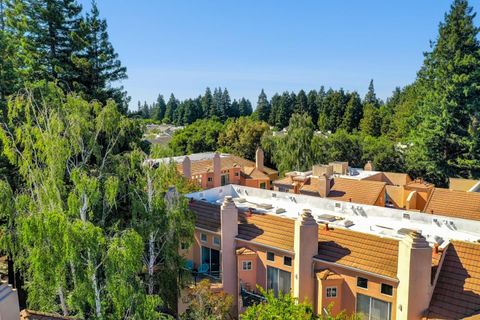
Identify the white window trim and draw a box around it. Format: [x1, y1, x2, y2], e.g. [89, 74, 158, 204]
[242, 260, 252, 271]
[326, 286, 337, 298]
[200, 233, 207, 243]
[213, 236, 220, 246]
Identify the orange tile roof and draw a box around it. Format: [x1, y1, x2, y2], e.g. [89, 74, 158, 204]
[242, 166, 269, 180]
[449, 178, 480, 192]
[177, 155, 277, 177]
[236, 247, 257, 255]
[381, 172, 412, 186]
[327, 178, 386, 205]
[316, 226, 399, 279]
[427, 241, 480, 320]
[316, 268, 344, 280]
[237, 212, 295, 252]
[423, 188, 480, 221]
[273, 176, 294, 186]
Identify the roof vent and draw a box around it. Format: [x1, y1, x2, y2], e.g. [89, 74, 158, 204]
[257, 203, 273, 210]
[272, 193, 277, 198]
[237, 198, 246, 203]
[275, 208, 286, 214]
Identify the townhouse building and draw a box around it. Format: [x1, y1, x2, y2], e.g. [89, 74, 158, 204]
[182, 184, 480, 320]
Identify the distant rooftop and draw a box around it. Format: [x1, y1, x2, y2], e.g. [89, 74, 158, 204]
[187, 185, 480, 248]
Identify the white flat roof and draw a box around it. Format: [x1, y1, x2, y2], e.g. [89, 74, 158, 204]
[187, 185, 480, 247]
[150, 152, 232, 164]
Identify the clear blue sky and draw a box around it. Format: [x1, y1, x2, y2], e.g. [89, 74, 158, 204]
[79, 1, 480, 110]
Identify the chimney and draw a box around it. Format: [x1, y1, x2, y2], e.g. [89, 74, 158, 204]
[396, 231, 432, 320]
[293, 182, 300, 194]
[318, 174, 330, 198]
[293, 209, 318, 304]
[213, 152, 221, 187]
[182, 156, 191, 179]
[364, 160, 374, 171]
[221, 196, 239, 305]
[255, 148, 265, 172]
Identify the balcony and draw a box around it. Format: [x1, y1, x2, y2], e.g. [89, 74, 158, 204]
[240, 283, 265, 307]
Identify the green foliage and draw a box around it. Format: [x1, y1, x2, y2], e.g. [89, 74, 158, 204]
[242, 288, 314, 320]
[255, 89, 271, 122]
[180, 279, 233, 320]
[218, 117, 270, 160]
[169, 118, 224, 155]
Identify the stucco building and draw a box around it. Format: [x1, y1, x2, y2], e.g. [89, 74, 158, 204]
[182, 184, 480, 320]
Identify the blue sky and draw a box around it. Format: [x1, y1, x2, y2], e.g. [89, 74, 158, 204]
[79, 1, 480, 110]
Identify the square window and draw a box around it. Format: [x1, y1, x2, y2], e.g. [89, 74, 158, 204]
[242, 260, 252, 270]
[208, 177, 213, 182]
[200, 233, 207, 242]
[180, 243, 188, 250]
[283, 256, 292, 266]
[267, 251, 275, 261]
[235, 172, 239, 177]
[260, 182, 266, 189]
[213, 236, 220, 246]
[381, 283, 393, 296]
[326, 287, 337, 298]
[357, 277, 368, 289]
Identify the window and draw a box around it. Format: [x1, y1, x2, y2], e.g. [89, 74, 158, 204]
[221, 174, 229, 186]
[326, 287, 337, 298]
[267, 266, 291, 296]
[201, 246, 220, 278]
[357, 277, 368, 289]
[283, 256, 292, 266]
[260, 182, 266, 189]
[180, 243, 188, 250]
[356, 293, 391, 320]
[207, 177, 213, 182]
[200, 233, 207, 242]
[267, 251, 275, 261]
[235, 172, 239, 177]
[381, 283, 393, 296]
[335, 202, 341, 208]
[213, 236, 221, 246]
[242, 260, 252, 270]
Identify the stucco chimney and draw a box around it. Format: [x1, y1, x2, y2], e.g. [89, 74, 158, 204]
[221, 196, 238, 305]
[318, 174, 330, 198]
[293, 209, 318, 304]
[396, 231, 432, 320]
[182, 156, 191, 179]
[255, 148, 265, 172]
[213, 152, 221, 187]
[364, 160, 374, 171]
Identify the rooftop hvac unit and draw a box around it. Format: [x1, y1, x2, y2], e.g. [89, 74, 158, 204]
[275, 208, 286, 214]
[237, 198, 246, 203]
[258, 203, 273, 210]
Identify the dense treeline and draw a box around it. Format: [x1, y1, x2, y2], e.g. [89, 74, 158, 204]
[161, 0, 480, 186]
[133, 87, 253, 125]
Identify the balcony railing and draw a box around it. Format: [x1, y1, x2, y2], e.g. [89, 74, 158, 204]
[240, 283, 265, 307]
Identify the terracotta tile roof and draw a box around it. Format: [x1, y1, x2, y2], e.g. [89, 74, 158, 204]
[189, 200, 294, 252]
[423, 188, 480, 221]
[450, 178, 480, 192]
[327, 178, 386, 205]
[189, 200, 221, 232]
[427, 241, 480, 320]
[237, 212, 295, 252]
[316, 268, 344, 280]
[242, 166, 269, 180]
[273, 176, 294, 186]
[20, 310, 78, 320]
[236, 247, 257, 255]
[381, 172, 412, 186]
[316, 226, 399, 279]
[177, 155, 277, 177]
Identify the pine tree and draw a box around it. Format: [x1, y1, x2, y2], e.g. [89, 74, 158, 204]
[341, 92, 363, 132]
[238, 98, 252, 117]
[230, 99, 240, 118]
[151, 94, 166, 121]
[164, 94, 178, 124]
[294, 89, 308, 114]
[407, 0, 480, 184]
[364, 79, 379, 107]
[307, 90, 319, 127]
[221, 88, 231, 120]
[255, 89, 270, 122]
[201, 87, 215, 118]
[74, 1, 128, 113]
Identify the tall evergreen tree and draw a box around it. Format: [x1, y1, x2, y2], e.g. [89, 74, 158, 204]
[201, 87, 215, 118]
[294, 89, 308, 114]
[74, 0, 128, 112]
[255, 89, 270, 122]
[307, 90, 319, 127]
[341, 92, 363, 132]
[238, 97, 252, 117]
[164, 93, 178, 124]
[363, 79, 380, 107]
[407, 0, 480, 184]
[220, 88, 231, 120]
[151, 94, 166, 121]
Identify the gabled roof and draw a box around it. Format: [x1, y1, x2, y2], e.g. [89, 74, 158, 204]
[316, 226, 399, 279]
[423, 188, 480, 221]
[449, 178, 480, 192]
[241, 166, 269, 180]
[427, 241, 480, 320]
[316, 268, 344, 280]
[326, 178, 386, 205]
[381, 172, 412, 186]
[237, 212, 295, 252]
